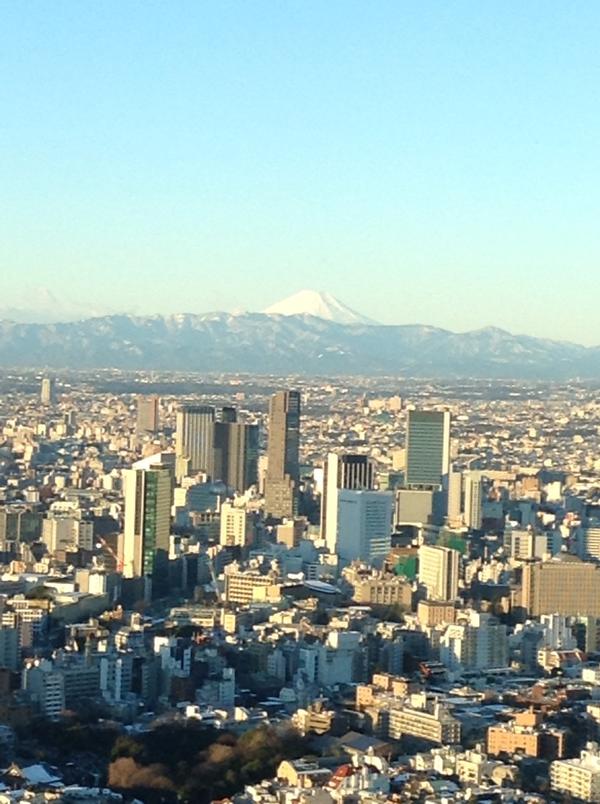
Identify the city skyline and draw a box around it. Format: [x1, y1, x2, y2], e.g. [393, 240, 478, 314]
[3, 3, 600, 342]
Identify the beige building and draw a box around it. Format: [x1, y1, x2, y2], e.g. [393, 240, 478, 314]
[387, 694, 460, 744]
[223, 562, 280, 604]
[219, 502, 253, 547]
[487, 709, 566, 759]
[417, 599, 456, 627]
[349, 571, 412, 608]
[522, 556, 600, 617]
[418, 544, 459, 602]
[551, 743, 600, 802]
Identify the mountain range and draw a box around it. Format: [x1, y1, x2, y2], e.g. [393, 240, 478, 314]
[0, 290, 596, 379]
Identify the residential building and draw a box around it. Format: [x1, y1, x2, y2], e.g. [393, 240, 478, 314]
[551, 743, 600, 802]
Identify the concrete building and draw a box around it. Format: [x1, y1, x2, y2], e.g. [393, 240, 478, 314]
[321, 453, 375, 553]
[521, 556, 600, 617]
[136, 394, 159, 434]
[344, 565, 412, 607]
[386, 694, 461, 745]
[551, 743, 600, 802]
[337, 490, 393, 568]
[576, 526, 600, 561]
[418, 544, 460, 602]
[40, 377, 54, 406]
[463, 473, 483, 530]
[219, 502, 253, 547]
[223, 562, 279, 604]
[440, 611, 508, 671]
[22, 660, 65, 718]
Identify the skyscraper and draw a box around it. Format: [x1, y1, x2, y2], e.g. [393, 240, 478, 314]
[406, 410, 451, 488]
[463, 472, 483, 530]
[228, 422, 259, 492]
[321, 453, 375, 553]
[175, 405, 215, 477]
[213, 421, 259, 493]
[122, 465, 172, 580]
[418, 544, 459, 602]
[265, 390, 300, 519]
[40, 377, 54, 406]
[337, 489, 393, 567]
[136, 394, 159, 434]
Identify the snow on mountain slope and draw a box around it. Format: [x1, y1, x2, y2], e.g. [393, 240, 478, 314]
[263, 289, 377, 325]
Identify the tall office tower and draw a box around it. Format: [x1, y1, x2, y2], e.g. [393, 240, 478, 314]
[175, 405, 215, 477]
[122, 466, 172, 579]
[337, 490, 393, 567]
[321, 453, 375, 553]
[228, 422, 259, 492]
[406, 410, 451, 488]
[418, 544, 460, 602]
[213, 415, 259, 493]
[136, 394, 159, 434]
[40, 377, 54, 406]
[219, 502, 253, 547]
[265, 390, 300, 519]
[463, 473, 483, 530]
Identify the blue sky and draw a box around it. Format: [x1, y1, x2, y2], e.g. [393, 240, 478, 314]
[1, 1, 599, 342]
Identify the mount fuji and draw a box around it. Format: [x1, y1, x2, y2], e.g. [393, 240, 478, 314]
[262, 289, 378, 326]
[0, 295, 597, 377]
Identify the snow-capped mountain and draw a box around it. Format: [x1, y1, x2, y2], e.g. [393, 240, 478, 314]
[263, 290, 377, 326]
[0, 312, 597, 378]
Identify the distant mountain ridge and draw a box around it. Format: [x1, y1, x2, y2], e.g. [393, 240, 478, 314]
[0, 311, 597, 378]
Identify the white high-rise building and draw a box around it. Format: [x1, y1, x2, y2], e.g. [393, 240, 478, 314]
[122, 466, 172, 578]
[337, 490, 393, 567]
[418, 544, 459, 602]
[321, 453, 375, 553]
[463, 473, 483, 530]
[439, 610, 508, 671]
[40, 377, 54, 406]
[219, 502, 252, 547]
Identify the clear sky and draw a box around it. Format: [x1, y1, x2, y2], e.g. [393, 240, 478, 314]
[1, 1, 599, 342]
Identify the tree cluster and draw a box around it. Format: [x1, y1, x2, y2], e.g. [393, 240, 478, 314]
[109, 721, 308, 803]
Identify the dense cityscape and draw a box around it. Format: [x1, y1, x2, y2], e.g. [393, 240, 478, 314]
[0, 369, 599, 802]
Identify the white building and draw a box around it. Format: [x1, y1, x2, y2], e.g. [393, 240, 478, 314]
[337, 490, 393, 568]
[418, 544, 459, 602]
[219, 502, 252, 547]
[463, 473, 483, 530]
[551, 743, 600, 802]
